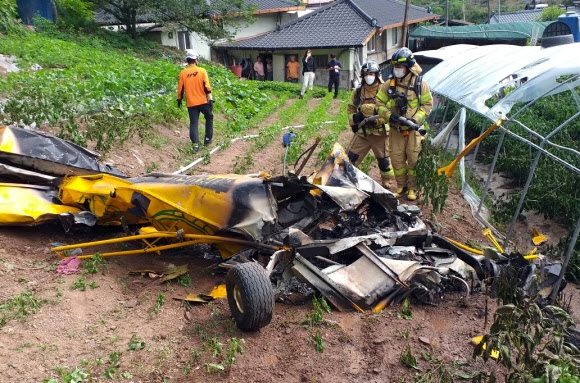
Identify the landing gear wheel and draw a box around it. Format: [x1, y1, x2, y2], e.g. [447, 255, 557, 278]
[226, 262, 274, 332]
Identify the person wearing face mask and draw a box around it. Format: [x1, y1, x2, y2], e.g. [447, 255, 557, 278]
[376, 48, 433, 201]
[299, 49, 315, 99]
[347, 61, 394, 188]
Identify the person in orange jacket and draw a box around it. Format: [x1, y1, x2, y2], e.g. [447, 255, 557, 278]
[177, 49, 213, 152]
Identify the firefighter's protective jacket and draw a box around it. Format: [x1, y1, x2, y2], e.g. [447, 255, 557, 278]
[177, 64, 212, 107]
[347, 81, 385, 129]
[376, 63, 433, 130]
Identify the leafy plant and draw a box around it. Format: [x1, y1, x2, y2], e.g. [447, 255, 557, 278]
[474, 300, 579, 382]
[177, 273, 191, 287]
[416, 139, 449, 214]
[70, 278, 87, 291]
[0, 0, 20, 33]
[49, 366, 89, 383]
[0, 290, 43, 328]
[151, 293, 165, 315]
[224, 338, 245, 366]
[400, 344, 418, 370]
[203, 362, 225, 374]
[397, 297, 413, 320]
[83, 253, 106, 275]
[313, 330, 324, 353]
[302, 295, 331, 327]
[127, 334, 145, 351]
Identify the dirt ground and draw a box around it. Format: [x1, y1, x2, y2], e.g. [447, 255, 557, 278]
[1, 96, 578, 383]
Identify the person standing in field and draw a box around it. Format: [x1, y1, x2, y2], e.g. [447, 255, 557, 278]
[254, 56, 265, 81]
[299, 49, 315, 99]
[347, 61, 394, 188]
[286, 55, 300, 83]
[376, 48, 433, 201]
[326, 53, 342, 99]
[176, 49, 213, 153]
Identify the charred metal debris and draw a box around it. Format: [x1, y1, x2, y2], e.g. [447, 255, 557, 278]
[0, 127, 567, 331]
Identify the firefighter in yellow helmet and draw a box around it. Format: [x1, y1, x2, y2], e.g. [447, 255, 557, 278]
[376, 48, 433, 201]
[347, 61, 394, 187]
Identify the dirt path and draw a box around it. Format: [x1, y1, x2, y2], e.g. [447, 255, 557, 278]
[1, 94, 579, 383]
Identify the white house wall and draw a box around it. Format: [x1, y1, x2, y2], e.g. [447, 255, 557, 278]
[189, 32, 211, 60]
[224, 14, 279, 39]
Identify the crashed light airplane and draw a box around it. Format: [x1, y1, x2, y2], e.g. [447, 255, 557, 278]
[0, 126, 565, 331]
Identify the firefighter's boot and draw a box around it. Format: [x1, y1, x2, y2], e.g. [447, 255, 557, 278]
[407, 189, 417, 201]
[380, 169, 395, 188]
[395, 187, 408, 198]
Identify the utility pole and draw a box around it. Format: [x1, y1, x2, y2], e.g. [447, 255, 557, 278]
[402, 0, 411, 46]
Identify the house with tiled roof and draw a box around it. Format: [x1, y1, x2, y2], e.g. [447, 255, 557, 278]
[94, 0, 306, 60]
[214, 0, 436, 88]
[488, 9, 544, 24]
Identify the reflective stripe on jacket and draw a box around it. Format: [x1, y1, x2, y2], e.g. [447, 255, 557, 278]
[376, 63, 433, 129]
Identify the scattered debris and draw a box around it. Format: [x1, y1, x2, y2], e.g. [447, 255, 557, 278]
[471, 335, 499, 359]
[531, 227, 548, 246]
[175, 283, 227, 304]
[56, 256, 81, 275]
[0, 129, 569, 333]
[129, 264, 188, 283]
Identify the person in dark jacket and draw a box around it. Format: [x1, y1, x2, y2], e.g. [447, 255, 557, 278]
[299, 49, 315, 99]
[326, 53, 342, 99]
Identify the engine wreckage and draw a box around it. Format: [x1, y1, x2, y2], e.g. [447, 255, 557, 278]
[0, 125, 566, 331]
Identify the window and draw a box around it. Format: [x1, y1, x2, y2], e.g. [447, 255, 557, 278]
[313, 55, 327, 69]
[177, 31, 190, 50]
[367, 34, 376, 52]
[391, 28, 399, 47]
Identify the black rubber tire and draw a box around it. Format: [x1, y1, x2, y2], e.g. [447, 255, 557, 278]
[226, 262, 274, 332]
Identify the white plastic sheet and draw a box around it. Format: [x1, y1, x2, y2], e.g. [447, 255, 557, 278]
[424, 43, 580, 120]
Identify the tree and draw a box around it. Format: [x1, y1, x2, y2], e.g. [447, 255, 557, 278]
[92, 0, 152, 38]
[93, 0, 256, 40]
[154, 0, 257, 41]
[54, 0, 96, 29]
[561, 0, 574, 10]
[0, 0, 20, 33]
[535, 6, 564, 21]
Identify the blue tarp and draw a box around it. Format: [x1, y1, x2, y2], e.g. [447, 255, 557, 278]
[17, 0, 54, 25]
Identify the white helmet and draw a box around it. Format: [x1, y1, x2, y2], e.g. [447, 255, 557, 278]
[185, 49, 199, 61]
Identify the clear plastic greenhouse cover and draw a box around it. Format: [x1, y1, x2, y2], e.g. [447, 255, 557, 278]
[423, 43, 580, 120]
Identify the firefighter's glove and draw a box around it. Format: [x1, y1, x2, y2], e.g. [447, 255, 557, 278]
[351, 125, 360, 134]
[208, 100, 214, 109]
[360, 104, 376, 117]
[389, 113, 400, 124]
[352, 112, 365, 125]
[177, 99, 182, 108]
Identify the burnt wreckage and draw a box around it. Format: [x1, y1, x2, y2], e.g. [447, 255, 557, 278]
[0, 127, 565, 331]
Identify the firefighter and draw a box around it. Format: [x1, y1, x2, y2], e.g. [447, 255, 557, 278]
[376, 48, 433, 201]
[347, 61, 394, 187]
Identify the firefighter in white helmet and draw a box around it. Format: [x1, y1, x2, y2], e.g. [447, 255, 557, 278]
[177, 49, 213, 152]
[347, 60, 394, 188]
[376, 48, 433, 201]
